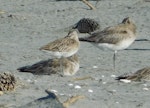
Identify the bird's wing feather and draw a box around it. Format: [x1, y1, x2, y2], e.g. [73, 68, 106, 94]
[80, 25, 129, 44]
[40, 37, 78, 52]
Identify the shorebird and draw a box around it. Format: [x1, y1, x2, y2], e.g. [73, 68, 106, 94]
[79, 17, 136, 71]
[72, 18, 100, 34]
[18, 54, 79, 76]
[116, 67, 150, 82]
[40, 30, 80, 58]
[40, 30, 80, 75]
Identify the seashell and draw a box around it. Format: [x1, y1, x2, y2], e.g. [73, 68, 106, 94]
[0, 72, 17, 91]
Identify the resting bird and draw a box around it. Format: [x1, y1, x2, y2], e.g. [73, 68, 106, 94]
[116, 67, 150, 82]
[18, 54, 79, 76]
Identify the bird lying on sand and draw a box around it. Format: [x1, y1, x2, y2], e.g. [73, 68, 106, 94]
[18, 54, 79, 76]
[116, 67, 150, 82]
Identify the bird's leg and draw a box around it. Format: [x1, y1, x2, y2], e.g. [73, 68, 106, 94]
[95, 0, 101, 7]
[88, 32, 92, 35]
[113, 51, 117, 72]
[59, 57, 64, 77]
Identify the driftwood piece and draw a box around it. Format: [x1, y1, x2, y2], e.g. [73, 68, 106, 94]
[81, 0, 96, 10]
[0, 10, 5, 14]
[63, 95, 85, 108]
[73, 76, 94, 81]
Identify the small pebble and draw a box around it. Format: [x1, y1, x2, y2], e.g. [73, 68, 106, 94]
[143, 88, 149, 91]
[98, 57, 101, 60]
[111, 75, 116, 78]
[101, 75, 105, 78]
[88, 89, 93, 93]
[59, 93, 65, 96]
[27, 79, 31, 82]
[102, 82, 107, 84]
[93, 66, 98, 69]
[34, 80, 37, 82]
[74, 85, 81, 89]
[116, 101, 119, 104]
[143, 84, 147, 87]
[68, 83, 73, 86]
[112, 89, 117, 92]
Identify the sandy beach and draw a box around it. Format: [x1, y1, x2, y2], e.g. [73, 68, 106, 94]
[0, 0, 150, 108]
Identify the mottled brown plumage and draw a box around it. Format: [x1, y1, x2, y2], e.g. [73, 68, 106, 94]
[18, 54, 79, 76]
[116, 67, 150, 81]
[79, 17, 136, 71]
[40, 30, 80, 58]
[79, 17, 136, 45]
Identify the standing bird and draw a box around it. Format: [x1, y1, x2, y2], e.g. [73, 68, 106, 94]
[79, 17, 136, 71]
[72, 18, 100, 34]
[116, 67, 150, 82]
[40, 30, 80, 75]
[18, 54, 79, 76]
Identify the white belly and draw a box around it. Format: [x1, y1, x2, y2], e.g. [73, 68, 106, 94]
[41, 49, 78, 58]
[98, 38, 135, 51]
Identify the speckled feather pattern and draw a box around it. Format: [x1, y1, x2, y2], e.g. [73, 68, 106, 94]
[40, 37, 78, 52]
[18, 54, 79, 76]
[40, 31, 80, 57]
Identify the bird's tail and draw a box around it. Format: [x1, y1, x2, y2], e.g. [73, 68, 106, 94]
[79, 36, 96, 42]
[116, 73, 138, 81]
[115, 75, 129, 80]
[17, 66, 31, 73]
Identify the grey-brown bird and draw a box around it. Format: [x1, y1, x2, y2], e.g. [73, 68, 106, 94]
[116, 67, 150, 81]
[79, 17, 136, 71]
[40, 30, 80, 58]
[18, 54, 79, 76]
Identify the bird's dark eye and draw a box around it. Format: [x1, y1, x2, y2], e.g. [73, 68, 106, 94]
[122, 31, 127, 33]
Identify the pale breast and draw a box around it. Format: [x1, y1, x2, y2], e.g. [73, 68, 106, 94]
[98, 37, 135, 51]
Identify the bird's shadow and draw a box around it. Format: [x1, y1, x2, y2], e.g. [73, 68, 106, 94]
[124, 39, 150, 51]
[56, 0, 98, 1]
[125, 48, 150, 51]
[38, 91, 58, 101]
[135, 39, 150, 41]
[19, 91, 64, 108]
